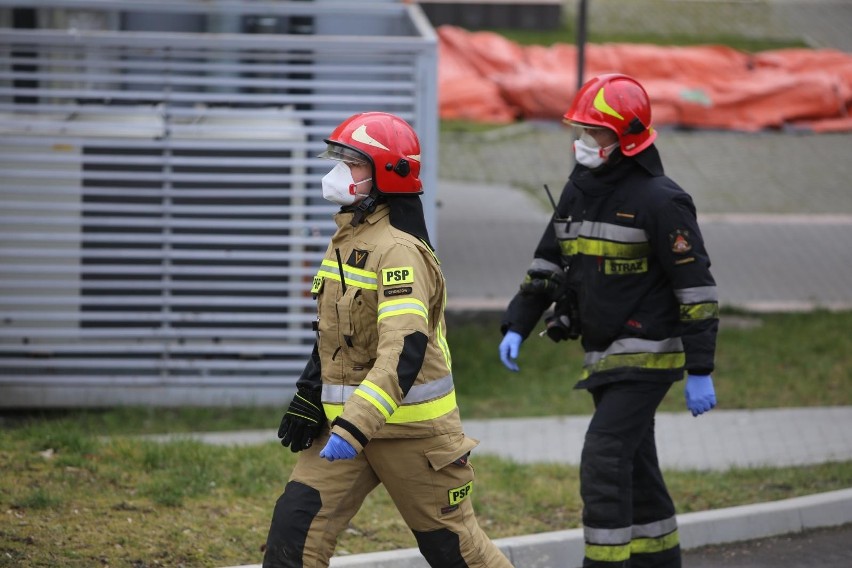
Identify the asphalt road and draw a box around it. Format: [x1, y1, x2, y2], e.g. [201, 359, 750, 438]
[683, 523, 852, 567]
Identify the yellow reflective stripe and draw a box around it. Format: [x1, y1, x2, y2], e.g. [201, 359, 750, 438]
[579, 237, 651, 258]
[586, 542, 630, 563]
[388, 390, 456, 423]
[679, 302, 720, 321]
[323, 403, 344, 421]
[560, 237, 651, 258]
[582, 352, 685, 379]
[377, 297, 428, 323]
[436, 321, 452, 370]
[318, 259, 378, 290]
[353, 379, 398, 419]
[419, 237, 440, 265]
[631, 530, 680, 555]
[322, 390, 456, 424]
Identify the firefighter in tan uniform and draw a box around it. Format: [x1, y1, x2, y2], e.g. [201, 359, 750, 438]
[263, 112, 513, 568]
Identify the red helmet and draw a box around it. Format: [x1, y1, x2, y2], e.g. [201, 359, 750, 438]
[318, 112, 422, 194]
[563, 73, 657, 156]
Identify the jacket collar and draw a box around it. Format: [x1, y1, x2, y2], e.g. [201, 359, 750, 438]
[334, 203, 390, 228]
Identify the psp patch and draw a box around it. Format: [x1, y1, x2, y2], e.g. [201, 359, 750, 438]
[669, 229, 693, 254]
[448, 480, 473, 507]
[381, 266, 414, 286]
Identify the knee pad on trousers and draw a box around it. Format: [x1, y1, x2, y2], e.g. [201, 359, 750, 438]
[413, 528, 468, 568]
[263, 481, 322, 568]
[581, 432, 626, 522]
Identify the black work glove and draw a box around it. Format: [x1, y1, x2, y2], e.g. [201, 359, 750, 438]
[519, 268, 567, 302]
[278, 387, 325, 453]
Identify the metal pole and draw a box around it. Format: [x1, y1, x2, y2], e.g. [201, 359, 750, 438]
[576, 0, 588, 91]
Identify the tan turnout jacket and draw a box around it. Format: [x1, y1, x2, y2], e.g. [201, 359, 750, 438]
[309, 204, 463, 452]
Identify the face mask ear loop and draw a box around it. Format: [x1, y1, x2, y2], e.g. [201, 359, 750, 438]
[348, 177, 373, 196]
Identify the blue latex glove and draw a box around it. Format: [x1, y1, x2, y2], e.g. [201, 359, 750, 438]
[499, 330, 523, 372]
[685, 374, 717, 417]
[319, 433, 357, 462]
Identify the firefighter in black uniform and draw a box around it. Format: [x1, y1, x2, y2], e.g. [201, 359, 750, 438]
[498, 74, 719, 568]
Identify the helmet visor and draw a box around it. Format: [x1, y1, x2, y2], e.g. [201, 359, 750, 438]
[317, 142, 370, 165]
[563, 120, 609, 137]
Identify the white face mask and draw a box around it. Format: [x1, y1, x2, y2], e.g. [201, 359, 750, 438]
[321, 162, 372, 206]
[574, 135, 619, 169]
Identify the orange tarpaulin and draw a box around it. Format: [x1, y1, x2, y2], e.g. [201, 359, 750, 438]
[438, 26, 852, 132]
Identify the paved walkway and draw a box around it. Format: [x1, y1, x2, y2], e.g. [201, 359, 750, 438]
[175, 407, 852, 473]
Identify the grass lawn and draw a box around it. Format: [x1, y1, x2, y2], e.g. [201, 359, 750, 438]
[2, 310, 851, 567]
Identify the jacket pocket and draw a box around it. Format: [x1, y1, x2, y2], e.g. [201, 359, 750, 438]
[336, 286, 377, 364]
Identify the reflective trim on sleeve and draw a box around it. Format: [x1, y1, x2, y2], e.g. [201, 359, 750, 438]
[377, 297, 428, 323]
[322, 375, 456, 424]
[435, 320, 452, 370]
[679, 302, 719, 321]
[674, 285, 718, 304]
[353, 379, 398, 419]
[583, 337, 685, 377]
[318, 259, 378, 290]
[528, 257, 563, 274]
[676, 285, 719, 321]
[322, 375, 454, 405]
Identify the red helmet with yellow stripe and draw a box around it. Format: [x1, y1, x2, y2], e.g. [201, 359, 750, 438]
[563, 73, 657, 156]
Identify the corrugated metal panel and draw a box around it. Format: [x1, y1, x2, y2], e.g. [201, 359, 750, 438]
[0, 0, 438, 406]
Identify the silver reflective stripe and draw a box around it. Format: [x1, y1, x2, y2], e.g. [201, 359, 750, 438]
[585, 337, 684, 366]
[579, 221, 647, 243]
[632, 516, 678, 539]
[528, 257, 562, 273]
[319, 262, 377, 287]
[675, 285, 718, 304]
[403, 374, 454, 403]
[584, 525, 632, 545]
[322, 384, 352, 404]
[356, 383, 395, 416]
[554, 220, 582, 240]
[343, 270, 377, 287]
[377, 300, 428, 320]
[322, 374, 454, 405]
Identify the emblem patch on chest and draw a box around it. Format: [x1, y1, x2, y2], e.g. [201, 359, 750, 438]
[347, 249, 370, 269]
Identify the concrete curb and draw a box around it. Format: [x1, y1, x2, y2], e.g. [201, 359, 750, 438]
[222, 488, 852, 568]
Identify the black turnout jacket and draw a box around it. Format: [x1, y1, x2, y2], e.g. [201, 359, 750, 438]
[502, 145, 719, 389]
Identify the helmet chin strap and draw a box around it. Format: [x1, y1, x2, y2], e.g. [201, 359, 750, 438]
[350, 188, 380, 227]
